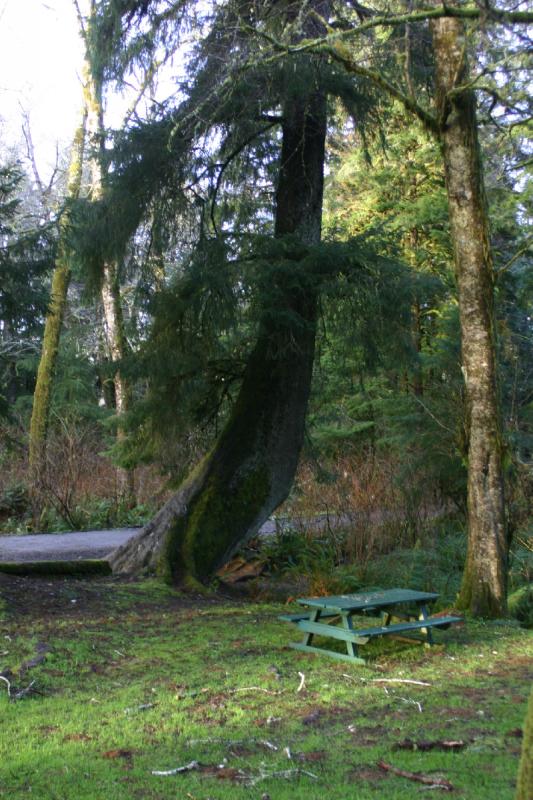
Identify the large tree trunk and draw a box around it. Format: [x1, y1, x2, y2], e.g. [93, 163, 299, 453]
[110, 86, 327, 585]
[29, 111, 87, 475]
[431, 14, 507, 616]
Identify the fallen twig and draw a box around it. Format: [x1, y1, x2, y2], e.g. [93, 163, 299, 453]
[124, 703, 157, 714]
[398, 696, 423, 713]
[0, 675, 11, 697]
[152, 760, 200, 776]
[371, 678, 432, 687]
[228, 686, 283, 695]
[248, 768, 318, 786]
[12, 680, 44, 701]
[260, 740, 279, 751]
[378, 761, 454, 791]
[394, 739, 466, 752]
[297, 672, 306, 692]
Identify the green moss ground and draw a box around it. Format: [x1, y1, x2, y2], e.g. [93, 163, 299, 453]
[0, 575, 530, 799]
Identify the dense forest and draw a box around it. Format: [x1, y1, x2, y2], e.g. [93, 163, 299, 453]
[0, 0, 532, 621]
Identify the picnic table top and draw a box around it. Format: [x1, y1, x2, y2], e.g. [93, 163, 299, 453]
[296, 588, 439, 612]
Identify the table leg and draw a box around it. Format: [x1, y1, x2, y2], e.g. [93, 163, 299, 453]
[341, 612, 358, 658]
[418, 603, 434, 645]
[382, 611, 392, 627]
[301, 608, 320, 646]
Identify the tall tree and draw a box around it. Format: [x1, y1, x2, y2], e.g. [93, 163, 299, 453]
[83, 0, 135, 505]
[110, 4, 331, 584]
[28, 109, 87, 478]
[281, 1, 531, 615]
[431, 10, 507, 616]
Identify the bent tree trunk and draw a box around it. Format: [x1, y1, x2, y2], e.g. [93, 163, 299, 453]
[110, 88, 327, 585]
[431, 14, 507, 616]
[29, 111, 87, 475]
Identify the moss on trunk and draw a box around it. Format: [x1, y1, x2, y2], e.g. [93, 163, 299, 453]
[29, 112, 87, 475]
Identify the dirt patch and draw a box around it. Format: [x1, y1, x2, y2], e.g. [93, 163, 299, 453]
[348, 764, 388, 784]
[0, 573, 233, 624]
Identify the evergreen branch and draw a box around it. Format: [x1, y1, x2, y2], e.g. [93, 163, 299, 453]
[281, 4, 533, 52]
[318, 44, 439, 134]
[123, 52, 171, 125]
[209, 122, 278, 236]
[72, 0, 87, 43]
[411, 394, 457, 436]
[497, 234, 533, 275]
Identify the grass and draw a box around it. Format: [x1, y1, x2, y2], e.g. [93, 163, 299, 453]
[0, 574, 531, 800]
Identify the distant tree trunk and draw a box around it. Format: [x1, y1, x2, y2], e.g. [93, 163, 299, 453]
[86, 49, 135, 507]
[29, 111, 87, 476]
[110, 86, 327, 584]
[431, 13, 507, 617]
[515, 686, 533, 800]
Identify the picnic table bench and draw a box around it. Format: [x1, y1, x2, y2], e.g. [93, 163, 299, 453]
[279, 588, 462, 664]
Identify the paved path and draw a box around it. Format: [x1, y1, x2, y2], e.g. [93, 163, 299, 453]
[0, 528, 140, 562]
[0, 513, 348, 563]
[0, 520, 293, 563]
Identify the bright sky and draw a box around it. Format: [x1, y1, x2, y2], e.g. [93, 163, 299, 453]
[0, 0, 85, 177]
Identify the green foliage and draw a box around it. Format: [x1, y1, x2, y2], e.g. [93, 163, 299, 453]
[508, 585, 533, 629]
[0, 162, 53, 415]
[0, 483, 28, 522]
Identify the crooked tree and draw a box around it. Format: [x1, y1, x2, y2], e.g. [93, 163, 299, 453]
[110, 2, 331, 584]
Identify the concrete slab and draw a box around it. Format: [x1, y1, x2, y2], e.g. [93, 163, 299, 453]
[0, 528, 139, 562]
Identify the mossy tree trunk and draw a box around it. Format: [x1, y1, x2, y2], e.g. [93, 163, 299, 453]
[431, 13, 507, 617]
[109, 86, 327, 584]
[29, 111, 87, 478]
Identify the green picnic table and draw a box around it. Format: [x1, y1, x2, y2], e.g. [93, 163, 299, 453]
[279, 588, 462, 664]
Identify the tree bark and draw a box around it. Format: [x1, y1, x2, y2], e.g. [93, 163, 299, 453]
[29, 111, 87, 474]
[110, 85, 327, 584]
[431, 14, 507, 616]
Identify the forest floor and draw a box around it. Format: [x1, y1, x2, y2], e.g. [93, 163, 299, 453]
[0, 574, 530, 800]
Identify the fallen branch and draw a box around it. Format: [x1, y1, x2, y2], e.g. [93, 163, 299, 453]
[0, 675, 11, 697]
[152, 760, 200, 776]
[248, 767, 318, 786]
[378, 761, 454, 791]
[297, 672, 306, 692]
[260, 740, 279, 751]
[371, 678, 432, 687]
[11, 680, 44, 701]
[228, 686, 283, 695]
[394, 739, 466, 752]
